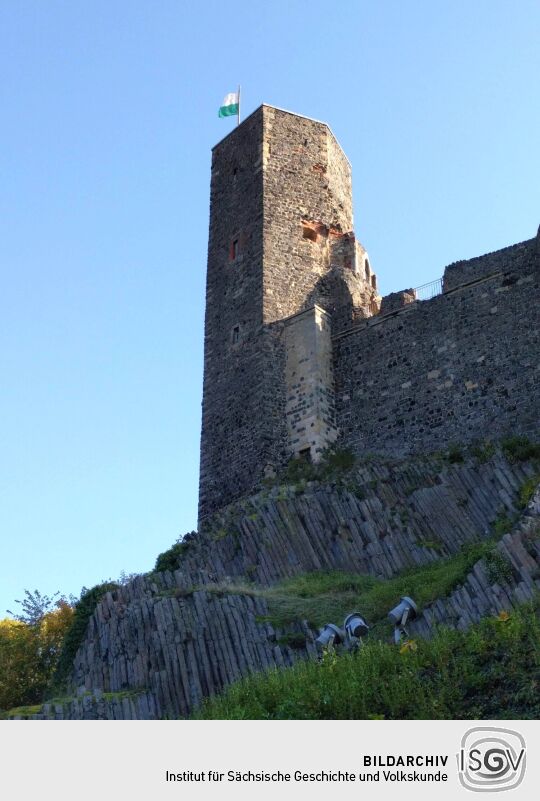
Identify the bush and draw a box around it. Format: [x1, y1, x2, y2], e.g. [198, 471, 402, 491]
[321, 448, 356, 473]
[493, 513, 514, 537]
[271, 447, 357, 488]
[155, 531, 197, 572]
[48, 582, 118, 697]
[502, 436, 540, 463]
[469, 440, 496, 463]
[282, 457, 318, 484]
[447, 443, 464, 464]
[485, 550, 515, 585]
[519, 476, 540, 509]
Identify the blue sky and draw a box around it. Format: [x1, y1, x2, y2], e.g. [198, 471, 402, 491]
[1, 1, 539, 616]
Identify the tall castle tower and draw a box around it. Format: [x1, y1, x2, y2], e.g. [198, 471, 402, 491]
[199, 106, 378, 521]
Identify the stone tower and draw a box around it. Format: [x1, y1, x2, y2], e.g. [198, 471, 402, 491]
[199, 105, 378, 522]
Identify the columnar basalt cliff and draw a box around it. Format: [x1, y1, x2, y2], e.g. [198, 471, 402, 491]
[199, 105, 539, 523]
[12, 454, 540, 720]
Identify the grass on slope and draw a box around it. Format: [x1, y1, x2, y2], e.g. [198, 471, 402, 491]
[195, 603, 540, 720]
[204, 540, 496, 631]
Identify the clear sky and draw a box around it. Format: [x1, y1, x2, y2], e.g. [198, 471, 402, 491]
[1, 1, 539, 616]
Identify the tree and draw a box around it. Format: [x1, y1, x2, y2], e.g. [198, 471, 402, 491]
[0, 596, 74, 713]
[7, 589, 75, 625]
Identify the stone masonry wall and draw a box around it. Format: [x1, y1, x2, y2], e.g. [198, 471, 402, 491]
[199, 108, 267, 519]
[283, 305, 337, 461]
[199, 106, 378, 521]
[443, 234, 538, 291]
[334, 236, 539, 458]
[261, 107, 354, 323]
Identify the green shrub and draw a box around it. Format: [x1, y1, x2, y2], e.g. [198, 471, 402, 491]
[519, 476, 540, 509]
[195, 603, 540, 720]
[447, 443, 464, 464]
[155, 532, 197, 572]
[48, 582, 119, 697]
[470, 440, 496, 463]
[502, 436, 540, 463]
[485, 550, 515, 585]
[272, 447, 357, 488]
[493, 513, 514, 537]
[282, 457, 318, 484]
[321, 448, 356, 473]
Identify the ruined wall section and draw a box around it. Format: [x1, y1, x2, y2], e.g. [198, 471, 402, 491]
[443, 234, 538, 291]
[334, 238, 539, 457]
[262, 107, 360, 324]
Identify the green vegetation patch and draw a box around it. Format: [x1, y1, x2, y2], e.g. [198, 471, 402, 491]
[48, 582, 119, 697]
[155, 531, 198, 572]
[0, 703, 44, 720]
[264, 447, 357, 488]
[493, 512, 515, 537]
[469, 440, 497, 463]
[501, 436, 540, 463]
[446, 443, 465, 464]
[195, 603, 540, 720]
[205, 542, 492, 631]
[519, 475, 540, 509]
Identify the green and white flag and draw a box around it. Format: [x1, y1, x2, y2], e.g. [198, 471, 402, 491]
[218, 91, 239, 118]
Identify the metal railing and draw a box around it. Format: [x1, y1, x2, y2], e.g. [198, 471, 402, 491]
[412, 277, 443, 301]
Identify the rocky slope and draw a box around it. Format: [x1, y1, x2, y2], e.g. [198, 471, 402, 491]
[9, 450, 540, 720]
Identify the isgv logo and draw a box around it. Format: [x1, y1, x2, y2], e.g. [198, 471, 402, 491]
[457, 727, 526, 792]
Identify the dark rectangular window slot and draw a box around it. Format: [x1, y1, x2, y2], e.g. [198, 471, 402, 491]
[232, 325, 240, 344]
[231, 239, 239, 259]
[299, 447, 312, 462]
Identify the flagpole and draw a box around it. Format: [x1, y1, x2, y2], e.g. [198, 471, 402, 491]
[237, 84, 241, 126]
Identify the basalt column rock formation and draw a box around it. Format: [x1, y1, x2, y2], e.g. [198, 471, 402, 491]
[10, 452, 540, 720]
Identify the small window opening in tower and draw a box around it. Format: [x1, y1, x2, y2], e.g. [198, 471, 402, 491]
[298, 446, 312, 462]
[232, 325, 240, 344]
[371, 274, 377, 289]
[231, 239, 239, 260]
[302, 225, 317, 242]
[364, 258, 370, 281]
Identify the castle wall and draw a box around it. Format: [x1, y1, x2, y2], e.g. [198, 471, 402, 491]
[443, 235, 538, 290]
[283, 305, 337, 460]
[334, 238, 539, 457]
